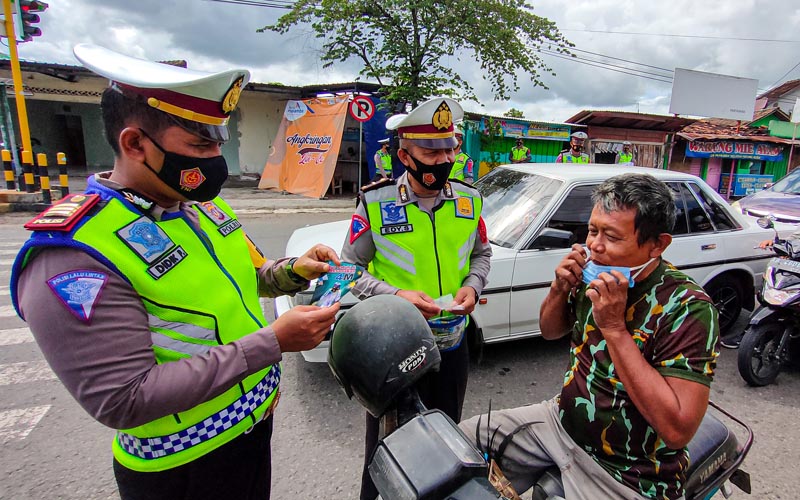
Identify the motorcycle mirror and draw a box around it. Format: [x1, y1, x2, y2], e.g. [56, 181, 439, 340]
[756, 217, 775, 229]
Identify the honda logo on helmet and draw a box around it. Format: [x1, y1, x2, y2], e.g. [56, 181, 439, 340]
[398, 346, 428, 373]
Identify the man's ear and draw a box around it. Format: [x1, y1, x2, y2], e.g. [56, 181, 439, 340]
[118, 127, 147, 162]
[650, 233, 672, 257]
[396, 147, 412, 168]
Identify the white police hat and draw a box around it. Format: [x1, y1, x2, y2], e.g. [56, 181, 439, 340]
[570, 131, 588, 140]
[378, 138, 390, 144]
[623, 141, 632, 146]
[73, 44, 250, 143]
[386, 97, 463, 149]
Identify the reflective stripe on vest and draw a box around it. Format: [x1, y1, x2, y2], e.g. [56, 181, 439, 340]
[118, 365, 280, 460]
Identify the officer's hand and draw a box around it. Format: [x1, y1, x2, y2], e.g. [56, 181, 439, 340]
[552, 244, 588, 294]
[272, 303, 340, 352]
[451, 286, 477, 315]
[293, 244, 342, 280]
[395, 290, 441, 319]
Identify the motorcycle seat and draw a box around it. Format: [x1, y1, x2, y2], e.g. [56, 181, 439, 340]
[683, 412, 738, 494]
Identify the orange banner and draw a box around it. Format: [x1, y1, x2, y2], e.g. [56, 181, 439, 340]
[259, 97, 348, 198]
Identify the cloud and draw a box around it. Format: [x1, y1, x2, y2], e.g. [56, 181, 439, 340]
[11, 0, 800, 122]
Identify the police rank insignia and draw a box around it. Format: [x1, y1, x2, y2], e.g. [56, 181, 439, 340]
[117, 216, 187, 279]
[196, 201, 241, 237]
[455, 197, 474, 219]
[47, 270, 108, 323]
[432, 101, 453, 130]
[24, 193, 100, 232]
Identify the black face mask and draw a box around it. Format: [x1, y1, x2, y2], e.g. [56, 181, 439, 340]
[140, 129, 228, 202]
[403, 150, 453, 191]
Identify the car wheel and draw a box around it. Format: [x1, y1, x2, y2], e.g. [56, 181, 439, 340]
[704, 275, 744, 335]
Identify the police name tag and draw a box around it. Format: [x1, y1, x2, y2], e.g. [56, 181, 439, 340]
[381, 224, 413, 235]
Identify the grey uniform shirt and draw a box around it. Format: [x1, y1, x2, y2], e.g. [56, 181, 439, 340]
[16, 174, 308, 430]
[340, 172, 492, 299]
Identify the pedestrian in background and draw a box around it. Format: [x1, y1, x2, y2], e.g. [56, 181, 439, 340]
[510, 137, 531, 163]
[450, 122, 474, 183]
[373, 138, 393, 181]
[556, 131, 590, 163]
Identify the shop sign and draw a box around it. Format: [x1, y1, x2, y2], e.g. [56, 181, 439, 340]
[718, 173, 774, 197]
[686, 140, 783, 161]
[480, 117, 570, 141]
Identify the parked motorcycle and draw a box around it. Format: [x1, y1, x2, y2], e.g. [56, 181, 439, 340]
[330, 295, 753, 500]
[738, 217, 800, 386]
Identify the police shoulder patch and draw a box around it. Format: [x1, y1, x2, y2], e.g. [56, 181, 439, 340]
[350, 214, 370, 244]
[47, 270, 108, 323]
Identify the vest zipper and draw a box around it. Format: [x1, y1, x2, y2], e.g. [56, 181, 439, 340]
[428, 206, 444, 297]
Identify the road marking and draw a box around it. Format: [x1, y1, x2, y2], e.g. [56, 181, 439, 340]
[0, 305, 18, 318]
[0, 327, 33, 346]
[0, 361, 56, 386]
[0, 259, 15, 266]
[0, 285, 8, 296]
[0, 405, 50, 443]
[0, 241, 22, 248]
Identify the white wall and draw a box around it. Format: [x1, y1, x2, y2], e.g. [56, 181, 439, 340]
[237, 91, 292, 176]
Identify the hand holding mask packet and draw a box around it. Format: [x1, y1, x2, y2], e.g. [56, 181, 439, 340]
[581, 254, 656, 289]
[311, 261, 364, 307]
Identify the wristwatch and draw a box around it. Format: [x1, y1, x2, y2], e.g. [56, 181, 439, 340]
[285, 257, 307, 284]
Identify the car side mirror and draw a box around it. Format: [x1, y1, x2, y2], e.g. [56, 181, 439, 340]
[756, 217, 775, 230]
[763, 183, 774, 189]
[529, 228, 576, 250]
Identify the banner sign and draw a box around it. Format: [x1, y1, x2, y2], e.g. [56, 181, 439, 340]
[718, 173, 774, 197]
[479, 117, 570, 141]
[685, 140, 784, 161]
[259, 97, 349, 198]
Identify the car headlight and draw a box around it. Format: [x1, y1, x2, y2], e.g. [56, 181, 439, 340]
[763, 286, 800, 305]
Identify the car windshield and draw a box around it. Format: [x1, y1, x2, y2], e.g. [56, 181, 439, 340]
[770, 168, 800, 195]
[475, 168, 563, 248]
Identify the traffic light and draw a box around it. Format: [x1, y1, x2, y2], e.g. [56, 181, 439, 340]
[16, 0, 47, 42]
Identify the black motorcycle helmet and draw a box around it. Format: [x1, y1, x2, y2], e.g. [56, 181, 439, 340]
[328, 295, 441, 418]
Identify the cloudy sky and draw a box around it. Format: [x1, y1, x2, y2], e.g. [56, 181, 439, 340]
[9, 0, 797, 122]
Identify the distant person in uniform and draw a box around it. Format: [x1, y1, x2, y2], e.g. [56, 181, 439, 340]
[616, 141, 635, 166]
[510, 138, 531, 164]
[373, 138, 393, 181]
[450, 123, 474, 183]
[10, 44, 341, 500]
[556, 131, 589, 163]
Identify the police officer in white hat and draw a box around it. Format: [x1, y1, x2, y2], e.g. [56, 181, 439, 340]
[450, 122, 474, 183]
[340, 97, 492, 500]
[556, 130, 590, 163]
[616, 141, 635, 166]
[10, 44, 341, 500]
[373, 137, 393, 180]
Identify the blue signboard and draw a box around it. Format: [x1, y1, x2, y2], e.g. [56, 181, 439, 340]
[718, 173, 774, 197]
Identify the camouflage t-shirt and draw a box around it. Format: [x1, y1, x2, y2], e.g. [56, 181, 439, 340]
[558, 260, 719, 500]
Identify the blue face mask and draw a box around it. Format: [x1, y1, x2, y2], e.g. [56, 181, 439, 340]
[582, 257, 656, 288]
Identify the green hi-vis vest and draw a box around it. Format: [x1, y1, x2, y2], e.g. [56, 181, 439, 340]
[17, 188, 278, 472]
[618, 152, 633, 163]
[511, 147, 530, 162]
[377, 150, 393, 174]
[563, 153, 589, 163]
[450, 152, 469, 181]
[363, 181, 481, 299]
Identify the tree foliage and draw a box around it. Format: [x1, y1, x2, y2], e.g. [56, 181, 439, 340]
[261, 0, 571, 107]
[504, 107, 525, 118]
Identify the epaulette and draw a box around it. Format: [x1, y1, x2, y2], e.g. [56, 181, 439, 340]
[360, 177, 396, 193]
[448, 178, 481, 195]
[560, 149, 570, 154]
[24, 193, 101, 232]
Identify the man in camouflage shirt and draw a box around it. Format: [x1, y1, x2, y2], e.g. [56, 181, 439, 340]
[460, 174, 719, 500]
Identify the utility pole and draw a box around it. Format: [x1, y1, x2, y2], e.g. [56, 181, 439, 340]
[2, 0, 33, 159]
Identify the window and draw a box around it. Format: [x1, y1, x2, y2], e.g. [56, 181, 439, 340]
[668, 183, 689, 235]
[541, 185, 596, 245]
[689, 183, 738, 230]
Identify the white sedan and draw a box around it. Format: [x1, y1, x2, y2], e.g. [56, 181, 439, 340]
[276, 164, 786, 362]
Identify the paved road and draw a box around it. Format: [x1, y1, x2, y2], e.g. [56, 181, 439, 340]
[0, 211, 798, 499]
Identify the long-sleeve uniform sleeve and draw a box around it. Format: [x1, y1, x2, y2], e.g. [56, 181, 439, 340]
[17, 240, 306, 431]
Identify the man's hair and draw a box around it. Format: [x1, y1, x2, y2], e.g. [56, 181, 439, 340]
[101, 87, 175, 156]
[591, 173, 676, 245]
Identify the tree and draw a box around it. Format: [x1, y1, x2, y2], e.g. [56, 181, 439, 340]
[261, 0, 571, 107]
[504, 108, 525, 118]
